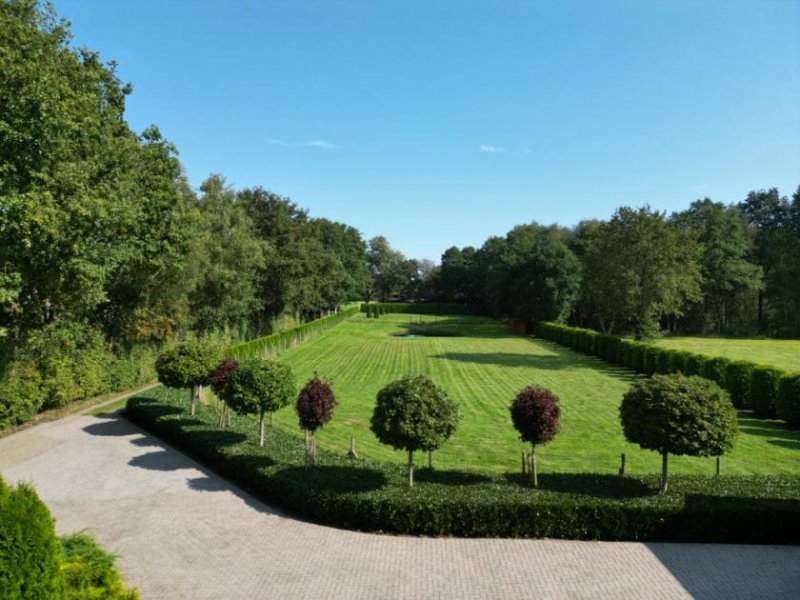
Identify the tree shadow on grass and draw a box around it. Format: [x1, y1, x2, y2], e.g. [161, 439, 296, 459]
[769, 439, 800, 450]
[273, 465, 387, 494]
[739, 417, 800, 443]
[432, 352, 572, 369]
[502, 472, 657, 499]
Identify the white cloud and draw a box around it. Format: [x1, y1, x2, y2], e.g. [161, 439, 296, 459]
[267, 138, 337, 149]
[303, 139, 337, 149]
[480, 145, 531, 155]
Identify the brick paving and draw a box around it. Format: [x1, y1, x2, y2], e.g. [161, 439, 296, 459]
[0, 411, 797, 599]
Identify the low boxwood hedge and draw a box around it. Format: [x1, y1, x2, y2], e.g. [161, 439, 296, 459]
[750, 366, 783, 419]
[126, 388, 800, 544]
[777, 374, 800, 427]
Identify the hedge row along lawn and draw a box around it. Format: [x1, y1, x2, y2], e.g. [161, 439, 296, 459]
[251, 314, 800, 476]
[654, 337, 800, 373]
[125, 387, 800, 543]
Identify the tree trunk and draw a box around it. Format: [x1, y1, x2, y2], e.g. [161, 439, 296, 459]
[428, 450, 433, 469]
[407, 450, 414, 487]
[189, 386, 196, 416]
[269, 411, 274, 427]
[530, 446, 538, 487]
[660, 452, 669, 494]
[758, 290, 764, 333]
[304, 430, 310, 468]
[259, 413, 265, 447]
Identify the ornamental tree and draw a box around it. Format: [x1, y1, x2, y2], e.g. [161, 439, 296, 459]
[155, 341, 219, 415]
[296, 374, 337, 467]
[208, 358, 239, 428]
[510, 385, 561, 487]
[225, 359, 295, 446]
[370, 375, 460, 487]
[620, 373, 738, 494]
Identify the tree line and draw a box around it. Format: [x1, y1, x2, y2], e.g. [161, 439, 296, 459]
[433, 193, 800, 339]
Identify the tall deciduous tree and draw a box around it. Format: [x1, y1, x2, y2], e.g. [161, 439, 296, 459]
[672, 199, 762, 334]
[581, 207, 702, 338]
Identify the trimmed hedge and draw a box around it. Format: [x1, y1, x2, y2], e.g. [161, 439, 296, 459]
[360, 302, 484, 316]
[724, 361, 754, 409]
[750, 367, 784, 419]
[777, 375, 800, 427]
[126, 388, 800, 544]
[535, 321, 798, 425]
[228, 306, 360, 360]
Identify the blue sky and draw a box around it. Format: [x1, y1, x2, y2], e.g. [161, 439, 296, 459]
[56, 0, 800, 262]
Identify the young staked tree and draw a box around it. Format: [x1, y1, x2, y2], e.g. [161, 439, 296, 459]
[296, 374, 337, 467]
[225, 358, 295, 446]
[370, 375, 460, 487]
[155, 341, 219, 415]
[510, 386, 561, 487]
[208, 358, 239, 428]
[620, 374, 738, 493]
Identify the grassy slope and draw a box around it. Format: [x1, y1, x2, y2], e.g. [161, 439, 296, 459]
[655, 337, 800, 372]
[262, 314, 800, 475]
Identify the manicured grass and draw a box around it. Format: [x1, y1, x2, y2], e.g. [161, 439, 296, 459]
[259, 313, 800, 476]
[655, 337, 800, 372]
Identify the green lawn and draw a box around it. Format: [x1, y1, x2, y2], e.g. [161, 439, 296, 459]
[654, 337, 800, 372]
[260, 313, 800, 475]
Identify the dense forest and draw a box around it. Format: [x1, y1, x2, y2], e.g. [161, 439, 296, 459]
[1, 1, 798, 427]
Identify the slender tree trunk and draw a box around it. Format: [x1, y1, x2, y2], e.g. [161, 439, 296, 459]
[189, 386, 196, 416]
[758, 290, 764, 333]
[428, 450, 433, 469]
[259, 412, 265, 447]
[660, 452, 669, 494]
[530, 445, 538, 487]
[304, 430, 310, 468]
[269, 411, 274, 427]
[407, 450, 414, 487]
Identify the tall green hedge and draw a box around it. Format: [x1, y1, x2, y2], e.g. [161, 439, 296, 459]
[228, 306, 359, 360]
[725, 361, 755, 409]
[0, 476, 64, 599]
[535, 321, 796, 425]
[750, 367, 783, 419]
[777, 375, 800, 427]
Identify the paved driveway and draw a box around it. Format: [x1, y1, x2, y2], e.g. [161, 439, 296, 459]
[0, 411, 797, 599]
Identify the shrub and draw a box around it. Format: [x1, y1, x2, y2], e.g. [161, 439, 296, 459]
[725, 361, 755, 409]
[620, 374, 737, 493]
[225, 358, 295, 446]
[510, 386, 561, 487]
[208, 358, 240, 398]
[669, 350, 691, 375]
[777, 374, 800, 426]
[0, 476, 63, 599]
[631, 343, 648, 373]
[750, 366, 784, 419]
[642, 346, 658, 375]
[605, 336, 621, 364]
[296, 375, 337, 466]
[371, 375, 460, 486]
[653, 348, 673, 374]
[685, 353, 706, 377]
[0, 359, 42, 429]
[702, 357, 731, 386]
[60, 534, 138, 600]
[155, 341, 219, 416]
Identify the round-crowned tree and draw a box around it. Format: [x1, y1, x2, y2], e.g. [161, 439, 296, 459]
[296, 374, 337, 467]
[370, 375, 460, 487]
[155, 341, 219, 416]
[208, 358, 239, 428]
[225, 358, 295, 446]
[620, 373, 738, 494]
[510, 385, 561, 487]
